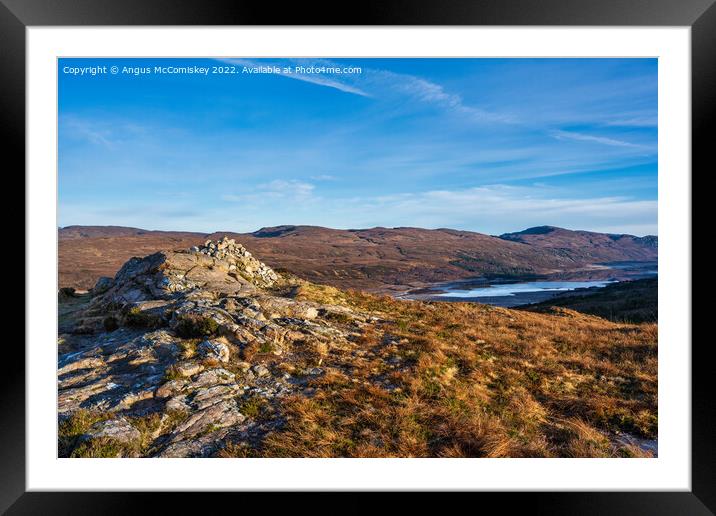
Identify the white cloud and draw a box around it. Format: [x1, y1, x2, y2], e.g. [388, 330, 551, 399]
[218, 58, 371, 97]
[381, 71, 516, 123]
[60, 116, 114, 147]
[217, 58, 514, 124]
[222, 179, 316, 203]
[551, 130, 651, 150]
[284, 73, 370, 97]
[327, 184, 657, 236]
[261, 179, 315, 197]
[63, 183, 656, 236]
[60, 115, 153, 149]
[604, 116, 658, 128]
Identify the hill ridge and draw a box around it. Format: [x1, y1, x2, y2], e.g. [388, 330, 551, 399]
[59, 224, 657, 291]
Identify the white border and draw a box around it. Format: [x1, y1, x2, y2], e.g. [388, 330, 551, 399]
[27, 27, 691, 491]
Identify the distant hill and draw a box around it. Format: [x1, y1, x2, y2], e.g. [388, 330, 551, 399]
[59, 225, 204, 240]
[59, 224, 658, 291]
[499, 226, 657, 263]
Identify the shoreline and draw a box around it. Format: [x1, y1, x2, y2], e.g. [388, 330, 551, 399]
[391, 261, 658, 308]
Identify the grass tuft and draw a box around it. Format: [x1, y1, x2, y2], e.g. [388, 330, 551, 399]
[174, 313, 220, 338]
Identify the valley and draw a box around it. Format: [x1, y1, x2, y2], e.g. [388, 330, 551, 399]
[59, 224, 657, 295]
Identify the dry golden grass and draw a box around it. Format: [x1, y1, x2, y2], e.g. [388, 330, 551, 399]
[225, 286, 657, 458]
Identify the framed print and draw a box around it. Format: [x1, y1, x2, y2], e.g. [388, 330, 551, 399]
[4, 0, 713, 511]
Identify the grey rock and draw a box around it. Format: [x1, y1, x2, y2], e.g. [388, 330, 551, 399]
[198, 340, 230, 363]
[192, 384, 241, 410]
[169, 399, 245, 440]
[174, 361, 205, 378]
[155, 378, 189, 399]
[252, 364, 270, 378]
[165, 394, 191, 412]
[84, 417, 140, 444]
[193, 368, 236, 388]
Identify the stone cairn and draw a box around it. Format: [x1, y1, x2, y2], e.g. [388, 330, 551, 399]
[190, 237, 278, 287]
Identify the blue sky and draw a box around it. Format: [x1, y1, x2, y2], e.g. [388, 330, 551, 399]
[58, 58, 657, 235]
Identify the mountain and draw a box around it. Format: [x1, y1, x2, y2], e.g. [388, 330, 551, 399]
[499, 226, 658, 262]
[58, 237, 657, 458]
[59, 225, 657, 291]
[59, 225, 204, 240]
[219, 225, 576, 291]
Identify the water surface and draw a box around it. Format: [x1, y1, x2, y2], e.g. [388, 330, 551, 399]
[401, 261, 657, 307]
[436, 279, 615, 299]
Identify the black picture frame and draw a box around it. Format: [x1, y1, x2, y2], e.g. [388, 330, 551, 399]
[3, 0, 711, 512]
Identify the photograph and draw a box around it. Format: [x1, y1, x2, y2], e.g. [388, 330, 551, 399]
[56, 57, 659, 459]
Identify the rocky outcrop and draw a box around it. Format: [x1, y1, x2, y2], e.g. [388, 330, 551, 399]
[58, 238, 368, 457]
[91, 237, 278, 309]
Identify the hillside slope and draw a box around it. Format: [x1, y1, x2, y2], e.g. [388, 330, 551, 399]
[499, 226, 657, 262]
[59, 225, 657, 291]
[524, 277, 658, 324]
[58, 238, 657, 458]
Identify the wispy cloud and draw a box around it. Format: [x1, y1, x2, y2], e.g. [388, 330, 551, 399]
[222, 179, 316, 203]
[60, 115, 153, 149]
[216, 183, 656, 235]
[377, 70, 517, 123]
[218, 58, 371, 97]
[60, 116, 115, 147]
[335, 184, 657, 235]
[551, 130, 652, 150]
[261, 179, 315, 198]
[63, 183, 656, 236]
[604, 116, 658, 128]
[217, 58, 514, 124]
